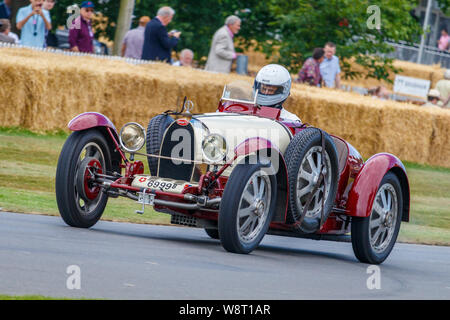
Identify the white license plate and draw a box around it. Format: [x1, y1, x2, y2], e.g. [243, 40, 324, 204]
[131, 175, 196, 194]
[137, 192, 155, 205]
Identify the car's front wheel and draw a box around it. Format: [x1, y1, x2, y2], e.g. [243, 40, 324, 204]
[351, 172, 403, 264]
[219, 160, 277, 254]
[204, 228, 220, 239]
[55, 129, 111, 228]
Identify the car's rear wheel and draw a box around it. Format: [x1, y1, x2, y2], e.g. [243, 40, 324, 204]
[351, 172, 403, 264]
[219, 160, 277, 254]
[284, 128, 339, 233]
[146, 114, 174, 176]
[55, 129, 111, 228]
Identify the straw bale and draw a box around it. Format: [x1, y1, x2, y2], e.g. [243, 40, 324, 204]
[0, 47, 449, 168]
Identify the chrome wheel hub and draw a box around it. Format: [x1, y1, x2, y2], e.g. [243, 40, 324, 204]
[253, 199, 265, 217]
[237, 170, 272, 243]
[369, 183, 398, 253]
[295, 146, 332, 219]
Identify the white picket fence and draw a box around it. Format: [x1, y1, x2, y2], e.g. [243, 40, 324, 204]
[0, 41, 152, 65]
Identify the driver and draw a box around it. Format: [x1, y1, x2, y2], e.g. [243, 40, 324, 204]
[253, 64, 301, 122]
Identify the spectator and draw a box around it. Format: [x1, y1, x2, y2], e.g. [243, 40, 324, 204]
[423, 89, 441, 108]
[296, 48, 325, 86]
[43, 0, 54, 11]
[0, 19, 15, 43]
[172, 49, 194, 67]
[141, 6, 180, 63]
[0, 0, 11, 19]
[7, 29, 19, 43]
[437, 28, 450, 51]
[43, 0, 57, 47]
[205, 15, 241, 74]
[69, 1, 95, 53]
[436, 69, 450, 108]
[320, 42, 341, 89]
[16, 0, 52, 48]
[368, 86, 390, 100]
[121, 16, 150, 59]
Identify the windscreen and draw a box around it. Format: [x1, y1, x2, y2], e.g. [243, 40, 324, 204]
[221, 81, 257, 104]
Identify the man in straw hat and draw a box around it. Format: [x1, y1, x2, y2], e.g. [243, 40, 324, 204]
[122, 16, 150, 59]
[423, 89, 441, 108]
[436, 69, 450, 108]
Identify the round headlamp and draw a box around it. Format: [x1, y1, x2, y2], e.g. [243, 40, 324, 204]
[119, 122, 146, 153]
[202, 134, 227, 164]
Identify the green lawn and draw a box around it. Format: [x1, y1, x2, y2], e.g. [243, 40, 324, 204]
[0, 127, 449, 245]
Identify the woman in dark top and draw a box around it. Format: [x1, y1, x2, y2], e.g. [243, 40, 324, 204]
[297, 48, 325, 87]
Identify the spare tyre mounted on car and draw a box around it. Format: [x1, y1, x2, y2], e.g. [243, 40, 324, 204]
[146, 114, 175, 176]
[284, 127, 339, 233]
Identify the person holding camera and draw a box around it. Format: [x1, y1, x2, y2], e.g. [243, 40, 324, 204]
[16, 0, 51, 48]
[141, 6, 180, 63]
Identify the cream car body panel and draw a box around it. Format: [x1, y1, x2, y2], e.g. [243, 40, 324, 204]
[191, 113, 292, 176]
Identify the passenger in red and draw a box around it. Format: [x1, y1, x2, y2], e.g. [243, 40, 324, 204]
[69, 1, 95, 53]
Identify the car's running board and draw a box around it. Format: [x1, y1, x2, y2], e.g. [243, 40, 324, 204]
[267, 229, 351, 242]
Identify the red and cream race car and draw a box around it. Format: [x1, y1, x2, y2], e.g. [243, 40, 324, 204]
[56, 82, 410, 264]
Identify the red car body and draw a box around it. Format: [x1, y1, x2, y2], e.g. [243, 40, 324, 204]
[67, 99, 410, 240]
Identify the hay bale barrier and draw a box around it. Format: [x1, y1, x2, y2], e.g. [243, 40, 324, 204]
[0, 47, 449, 168]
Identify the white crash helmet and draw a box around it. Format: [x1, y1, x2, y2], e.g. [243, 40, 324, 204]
[253, 64, 291, 107]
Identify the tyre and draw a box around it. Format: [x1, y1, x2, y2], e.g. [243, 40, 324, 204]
[351, 172, 403, 264]
[204, 228, 220, 239]
[55, 129, 112, 228]
[284, 128, 339, 233]
[146, 114, 174, 176]
[219, 160, 277, 254]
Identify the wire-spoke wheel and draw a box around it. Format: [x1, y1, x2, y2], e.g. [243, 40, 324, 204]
[56, 129, 111, 228]
[351, 172, 403, 264]
[219, 160, 277, 254]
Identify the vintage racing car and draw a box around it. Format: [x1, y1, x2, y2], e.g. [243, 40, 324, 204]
[55, 81, 410, 264]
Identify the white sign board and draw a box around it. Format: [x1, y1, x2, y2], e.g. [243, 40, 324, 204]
[393, 75, 430, 98]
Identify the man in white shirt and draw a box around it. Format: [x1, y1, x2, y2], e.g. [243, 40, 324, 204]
[320, 42, 341, 89]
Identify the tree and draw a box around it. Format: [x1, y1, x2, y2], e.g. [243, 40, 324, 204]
[48, 0, 423, 82]
[113, 0, 135, 56]
[259, 0, 423, 82]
